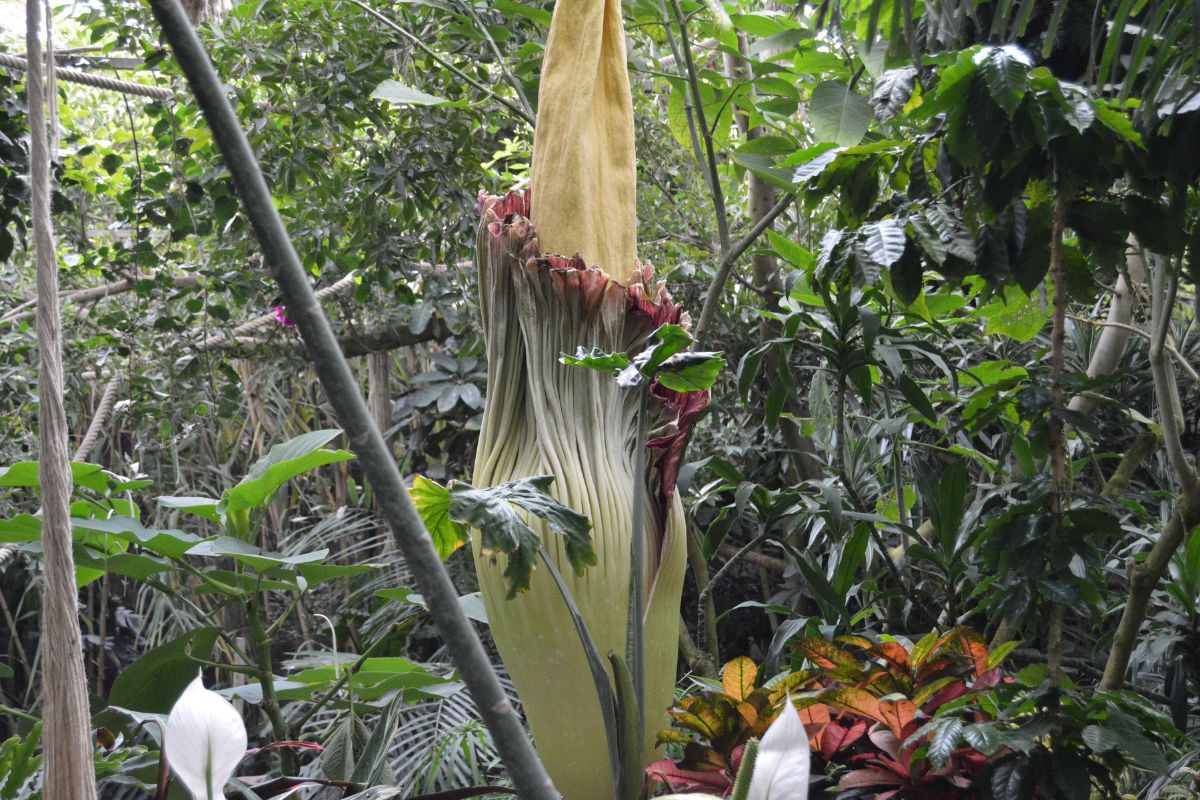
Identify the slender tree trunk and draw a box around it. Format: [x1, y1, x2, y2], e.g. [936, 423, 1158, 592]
[1100, 251, 1200, 690]
[1045, 191, 1070, 681]
[1067, 245, 1145, 415]
[368, 353, 390, 434]
[28, 0, 99, 795]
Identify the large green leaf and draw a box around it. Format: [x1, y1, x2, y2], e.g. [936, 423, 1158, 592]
[858, 219, 907, 268]
[977, 45, 1031, 116]
[0, 461, 151, 494]
[157, 495, 221, 523]
[655, 352, 725, 393]
[452, 475, 594, 597]
[869, 67, 917, 122]
[72, 516, 208, 559]
[976, 285, 1048, 342]
[281, 657, 453, 701]
[410, 475, 463, 559]
[220, 430, 354, 515]
[0, 515, 41, 543]
[108, 627, 222, 713]
[808, 81, 872, 146]
[187, 535, 330, 573]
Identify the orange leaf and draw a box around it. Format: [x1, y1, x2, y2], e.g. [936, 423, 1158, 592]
[820, 687, 887, 724]
[873, 641, 911, 672]
[721, 656, 758, 702]
[735, 700, 758, 727]
[795, 637, 862, 672]
[951, 627, 989, 676]
[878, 698, 917, 740]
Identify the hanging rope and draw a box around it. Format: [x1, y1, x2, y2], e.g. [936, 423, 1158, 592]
[26, 0, 100, 794]
[0, 51, 174, 100]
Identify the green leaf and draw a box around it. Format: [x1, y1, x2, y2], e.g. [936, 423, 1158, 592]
[350, 694, 405, 785]
[639, 324, 694, 374]
[869, 67, 918, 122]
[791, 145, 844, 184]
[977, 45, 1031, 116]
[449, 476, 594, 597]
[108, 627, 222, 713]
[991, 758, 1032, 800]
[560, 347, 631, 374]
[976, 285, 1048, 342]
[71, 516, 207, 559]
[961, 723, 1001, 755]
[156, 495, 221, 522]
[1105, 704, 1169, 773]
[655, 352, 725, 392]
[1092, 100, 1143, 146]
[809, 81, 872, 146]
[858, 219, 907, 268]
[898, 375, 937, 424]
[0, 515, 42, 543]
[371, 79, 448, 107]
[492, 0, 551, 26]
[1081, 724, 1118, 753]
[187, 536, 330, 573]
[282, 657, 453, 701]
[928, 717, 965, 767]
[767, 230, 813, 269]
[832, 525, 868, 597]
[410, 475, 465, 559]
[0, 461, 151, 494]
[220, 430, 354, 515]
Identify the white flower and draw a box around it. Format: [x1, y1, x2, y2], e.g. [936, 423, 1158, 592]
[746, 700, 811, 800]
[164, 673, 248, 800]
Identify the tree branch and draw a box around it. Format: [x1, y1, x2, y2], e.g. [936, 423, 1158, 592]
[694, 192, 795, 343]
[217, 317, 450, 358]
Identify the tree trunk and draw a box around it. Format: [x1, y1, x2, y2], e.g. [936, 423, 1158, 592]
[28, 1, 99, 795]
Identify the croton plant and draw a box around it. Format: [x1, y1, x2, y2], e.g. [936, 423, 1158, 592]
[647, 628, 1177, 799]
[647, 629, 1015, 798]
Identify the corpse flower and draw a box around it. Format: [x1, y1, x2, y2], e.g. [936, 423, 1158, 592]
[164, 673, 248, 800]
[469, 1, 708, 797]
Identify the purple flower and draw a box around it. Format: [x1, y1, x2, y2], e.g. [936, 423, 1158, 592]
[272, 305, 296, 329]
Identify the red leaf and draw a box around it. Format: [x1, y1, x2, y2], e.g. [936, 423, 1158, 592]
[820, 717, 868, 759]
[838, 767, 906, 790]
[645, 759, 732, 796]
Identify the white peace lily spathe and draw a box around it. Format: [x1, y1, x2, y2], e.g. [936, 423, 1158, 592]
[746, 698, 810, 800]
[164, 673, 248, 800]
[659, 698, 810, 800]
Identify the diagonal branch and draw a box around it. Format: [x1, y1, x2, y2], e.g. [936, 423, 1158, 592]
[146, 3, 557, 796]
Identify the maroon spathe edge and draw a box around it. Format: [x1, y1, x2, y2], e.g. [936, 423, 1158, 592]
[478, 189, 710, 525]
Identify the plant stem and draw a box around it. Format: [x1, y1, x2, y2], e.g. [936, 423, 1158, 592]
[248, 593, 295, 775]
[685, 520, 719, 669]
[145, 5, 558, 795]
[629, 385, 648, 739]
[291, 625, 395, 731]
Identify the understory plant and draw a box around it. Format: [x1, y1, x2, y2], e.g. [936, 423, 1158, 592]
[649, 629, 1178, 798]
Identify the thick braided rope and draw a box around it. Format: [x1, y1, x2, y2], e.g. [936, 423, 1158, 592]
[26, 1, 99, 794]
[72, 377, 121, 463]
[0, 51, 173, 100]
